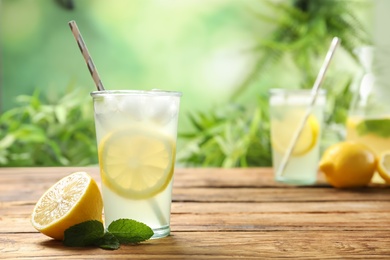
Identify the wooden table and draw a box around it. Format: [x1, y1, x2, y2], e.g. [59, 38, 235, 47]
[1, 167, 390, 259]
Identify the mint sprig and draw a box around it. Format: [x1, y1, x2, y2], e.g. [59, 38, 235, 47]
[356, 118, 390, 138]
[63, 219, 154, 250]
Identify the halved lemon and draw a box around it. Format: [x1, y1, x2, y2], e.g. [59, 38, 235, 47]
[377, 151, 390, 184]
[31, 172, 103, 240]
[271, 111, 320, 156]
[98, 127, 175, 199]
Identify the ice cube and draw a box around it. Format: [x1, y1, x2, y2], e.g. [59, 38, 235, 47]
[148, 96, 179, 125]
[118, 95, 145, 121]
[94, 96, 122, 115]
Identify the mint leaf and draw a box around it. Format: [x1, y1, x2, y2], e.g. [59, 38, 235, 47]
[356, 118, 390, 138]
[95, 232, 120, 250]
[108, 219, 154, 244]
[63, 220, 104, 247]
[63, 219, 153, 250]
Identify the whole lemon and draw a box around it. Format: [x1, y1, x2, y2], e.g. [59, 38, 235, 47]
[319, 141, 377, 188]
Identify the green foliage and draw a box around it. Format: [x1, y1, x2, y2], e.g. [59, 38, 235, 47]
[178, 94, 272, 167]
[180, 0, 370, 167]
[233, 0, 371, 96]
[0, 89, 97, 166]
[324, 76, 354, 125]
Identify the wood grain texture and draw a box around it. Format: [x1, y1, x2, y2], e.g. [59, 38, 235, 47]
[1, 167, 389, 259]
[2, 231, 390, 259]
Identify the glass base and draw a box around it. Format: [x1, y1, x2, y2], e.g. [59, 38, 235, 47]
[151, 225, 170, 239]
[275, 176, 316, 185]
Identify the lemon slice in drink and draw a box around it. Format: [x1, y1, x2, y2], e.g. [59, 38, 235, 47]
[31, 172, 103, 240]
[271, 111, 319, 156]
[99, 127, 175, 199]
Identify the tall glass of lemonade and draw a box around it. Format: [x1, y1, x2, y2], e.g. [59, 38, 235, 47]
[91, 90, 182, 238]
[269, 89, 326, 184]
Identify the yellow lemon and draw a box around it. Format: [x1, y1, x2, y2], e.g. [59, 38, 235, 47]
[98, 127, 175, 200]
[319, 141, 377, 188]
[377, 151, 390, 184]
[31, 172, 103, 240]
[271, 112, 319, 156]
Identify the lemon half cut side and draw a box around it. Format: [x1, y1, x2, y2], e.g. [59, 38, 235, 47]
[31, 172, 103, 240]
[99, 127, 175, 200]
[271, 112, 320, 156]
[378, 151, 390, 184]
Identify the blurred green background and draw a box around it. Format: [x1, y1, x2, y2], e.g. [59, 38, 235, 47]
[1, 0, 265, 121]
[0, 0, 373, 167]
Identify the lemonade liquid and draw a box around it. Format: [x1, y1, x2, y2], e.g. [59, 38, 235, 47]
[269, 89, 326, 185]
[91, 90, 182, 238]
[102, 179, 173, 237]
[346, 115, 390, 183]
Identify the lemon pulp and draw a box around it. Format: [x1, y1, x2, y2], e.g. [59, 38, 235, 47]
[271, 110, 319, 156]
[377, 151, 390, 183]
[31, 171, 103, 240]
[99, 127, 175, 199]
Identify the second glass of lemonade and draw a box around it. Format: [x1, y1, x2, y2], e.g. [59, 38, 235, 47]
[91, 90, 182, 239]
[269, 89, 326, 185]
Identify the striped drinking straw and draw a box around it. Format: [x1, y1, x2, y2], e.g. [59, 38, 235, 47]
[68, 20, 105, 91]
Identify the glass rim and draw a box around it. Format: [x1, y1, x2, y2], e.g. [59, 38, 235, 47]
[90, 89, 183, 97]
[269, 88, 326, 95]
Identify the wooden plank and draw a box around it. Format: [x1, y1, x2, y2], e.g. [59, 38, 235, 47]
[172, 201, 390, 214]
[2, 231, 390, 259]
[1, 167, 388, 189]
[2, 209, 390, 233]
[171, 212, 390, 231]
[173, 187, 390, 202]
[2, 184, 389, 203]
[0, 167, 100, 180]
[0, 167, 316, 189]
[3, 201, 390, 216]
[173, 167, 280, 187]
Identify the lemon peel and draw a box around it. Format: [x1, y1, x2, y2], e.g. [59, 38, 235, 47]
[319, 141, 377, 188]
[31, 172, 103, 240]
[377, 151, 390, 184]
